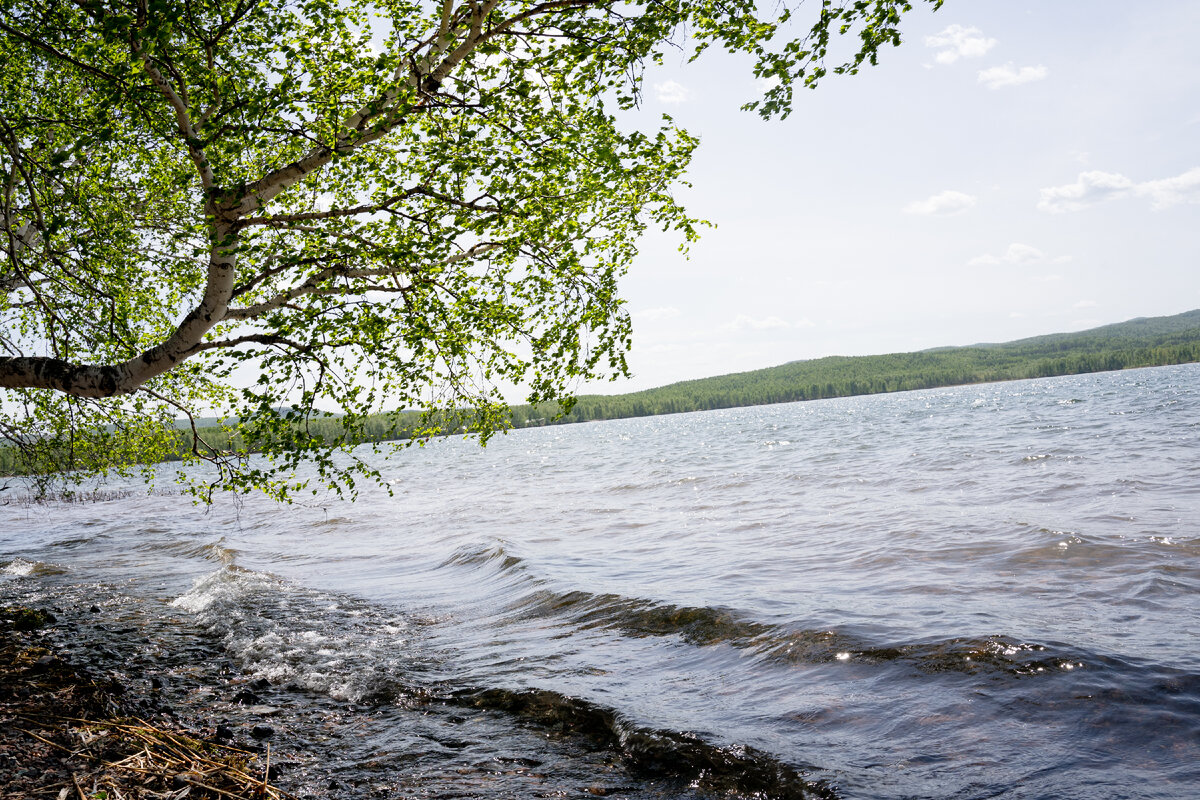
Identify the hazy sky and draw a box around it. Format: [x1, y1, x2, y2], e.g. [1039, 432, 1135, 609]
[585, 0, 1200, 393]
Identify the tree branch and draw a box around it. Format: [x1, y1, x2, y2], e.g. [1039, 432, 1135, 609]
[224, 242, 502, 320]
[192, 333, 311, 353]
[138, 51, 215, 192]
[227, 0, 520, 219]
[0, 21, 121, 83]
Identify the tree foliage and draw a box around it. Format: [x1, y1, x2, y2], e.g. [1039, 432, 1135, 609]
[0, 0, 941, 498]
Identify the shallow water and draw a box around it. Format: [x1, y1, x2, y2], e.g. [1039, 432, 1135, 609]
[4, 364, 1200, 798]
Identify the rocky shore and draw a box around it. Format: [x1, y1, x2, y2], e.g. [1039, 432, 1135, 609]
[0, 603, 289, 799]
[1, 569, 835, 800]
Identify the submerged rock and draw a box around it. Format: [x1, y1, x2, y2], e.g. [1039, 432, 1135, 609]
[251, 724, 276, 739]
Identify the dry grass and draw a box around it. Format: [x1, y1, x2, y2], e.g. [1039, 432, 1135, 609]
[2, 609, 292, 800]
[14, 716, 292, 800]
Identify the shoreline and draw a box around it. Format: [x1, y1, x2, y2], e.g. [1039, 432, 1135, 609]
[0, 603, 290, 799]
[0, 586, 836, 800]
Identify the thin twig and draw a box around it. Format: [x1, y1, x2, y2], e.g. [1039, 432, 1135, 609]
[17, 728, 76, 755]
[70, 772, 88, 800]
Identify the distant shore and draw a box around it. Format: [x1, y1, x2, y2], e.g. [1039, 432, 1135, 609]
[3, 311, 1199, 479]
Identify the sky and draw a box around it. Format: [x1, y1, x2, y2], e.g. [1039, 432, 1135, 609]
[582, 0, 1200, 394]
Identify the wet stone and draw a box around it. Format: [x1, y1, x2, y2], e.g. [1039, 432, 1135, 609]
[232, 688, 260, 704]
[171, 772, 201, 789]
[251, 724, 275, 740]
[245, 704, 281, 716]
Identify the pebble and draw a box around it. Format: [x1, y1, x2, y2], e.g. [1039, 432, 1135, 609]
[232, 689, 259, 704]
[245, 705, 281, 716]
[250, 724, 275, 740]
[171, 772, 200, 789]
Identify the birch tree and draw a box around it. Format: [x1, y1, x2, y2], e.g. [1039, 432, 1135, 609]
[0, 0, 941, 498]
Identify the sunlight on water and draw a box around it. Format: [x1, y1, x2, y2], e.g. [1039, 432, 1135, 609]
[4, 364, 1200, 799]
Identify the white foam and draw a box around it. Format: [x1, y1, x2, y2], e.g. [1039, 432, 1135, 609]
[171, 565, 279, 613]
[170, 566, 425, 704]
[2, 557, 37, 576]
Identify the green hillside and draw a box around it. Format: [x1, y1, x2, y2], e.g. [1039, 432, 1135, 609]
[962, 308, 1200, 352]
[510, 309, 1200, 425]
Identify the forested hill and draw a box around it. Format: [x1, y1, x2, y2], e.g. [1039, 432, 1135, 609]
[508, 309, 1200, 426]
[945, 308, 1200, 353]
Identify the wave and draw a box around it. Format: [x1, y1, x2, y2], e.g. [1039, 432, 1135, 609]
[167, 565, 836, 796]
[137, 536, 239, 565]
[2, 556, 67, 577]
[431, 542, 1117, 679]
[440, 541, 527, 574]
[500, 585, 1090, 678]
[147, 561, 1200, 799]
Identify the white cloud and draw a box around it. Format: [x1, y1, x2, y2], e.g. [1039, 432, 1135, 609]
[977, 63, 1048, 89]
[925, 25, 997, 64]
[969, 243, 1044, 266]
[1134, 167, 1200, 210]
[968, 243, 1072, 267]
[755, 75, 781, 95]
[904, 190, 977, 216]
[633, 306, 682, 322]
[1073, 299, 1097, 309]
[723, 314, 791, 332]
[653, 80, 691, 104]
[1038, 167, 1200, 213]
[1037, 171, 1135, 213]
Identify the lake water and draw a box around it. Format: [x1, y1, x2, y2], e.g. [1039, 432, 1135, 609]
[3, 365, 1199, 799]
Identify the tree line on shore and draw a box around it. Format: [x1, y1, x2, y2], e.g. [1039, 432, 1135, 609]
[2, 312, 1198, 477]
[544, 309, 1200, 422]
[542, 340, 1199, 423]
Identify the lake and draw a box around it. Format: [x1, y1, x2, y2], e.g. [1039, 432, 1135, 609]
[3, 364, 1199, 799]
